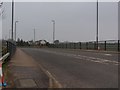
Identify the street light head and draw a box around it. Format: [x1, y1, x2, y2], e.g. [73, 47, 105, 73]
[51, 20, 55, 23]
[0, 2, 3, 7]
[15, 20, 19, 23]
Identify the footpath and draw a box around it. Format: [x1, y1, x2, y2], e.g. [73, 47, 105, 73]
[6, 48, 49, 88]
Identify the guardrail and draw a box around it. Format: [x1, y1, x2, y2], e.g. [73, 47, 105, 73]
[49, 40, 120, 52]
[3, 41, 16, 62]
[0, 53, 10, 63]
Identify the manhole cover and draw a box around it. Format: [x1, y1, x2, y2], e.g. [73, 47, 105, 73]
[19, 79, 37, 88]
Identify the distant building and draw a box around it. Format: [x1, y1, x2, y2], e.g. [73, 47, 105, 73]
[28, 40, 34, 45]
[35, 40, 47, 46]
[54, 40, 59, 44]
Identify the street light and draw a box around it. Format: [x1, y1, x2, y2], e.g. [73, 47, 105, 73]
[15, 21, 19, 41]
[11, 0, 14, 40]
[96, 0, 99, 50]
[34, 28, 35, 43]
[52, 20, 55, 43]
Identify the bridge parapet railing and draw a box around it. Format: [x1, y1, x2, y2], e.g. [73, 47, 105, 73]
[49, 40, 120, 52]
[1, 40, 16, 63]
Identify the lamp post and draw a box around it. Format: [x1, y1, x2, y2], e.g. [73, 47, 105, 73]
[34, 28, 35, 43]
[15, 21, 19, 41]
[11, 0, 14, 40]
[96, 0, 99, 50]
[52, 20, 55, 44]
[9, 28, 11, 39]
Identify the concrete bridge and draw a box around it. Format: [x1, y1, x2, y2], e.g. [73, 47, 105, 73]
[4, 47, 119, 88]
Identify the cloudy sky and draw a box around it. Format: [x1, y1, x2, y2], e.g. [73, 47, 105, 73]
[1, 1, 119, 42]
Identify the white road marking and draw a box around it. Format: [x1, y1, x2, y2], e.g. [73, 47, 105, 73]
[39, 49, 118, 65]
[38, 63, 62, 88]
[104, 54, 112, 56]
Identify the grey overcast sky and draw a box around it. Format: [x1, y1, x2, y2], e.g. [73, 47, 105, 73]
[2, 1, 118, 42]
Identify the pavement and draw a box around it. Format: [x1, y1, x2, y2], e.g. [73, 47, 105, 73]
[7, 48, 49, 88]
[21, 48, 118, 88]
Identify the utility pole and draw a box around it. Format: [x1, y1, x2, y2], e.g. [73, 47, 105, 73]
[96, 0, 99, 50]
[118, 1, 120, 41]
[15, 21, 19, 41]
[52, 20, 55, 43]
[11, 0, 14, 40]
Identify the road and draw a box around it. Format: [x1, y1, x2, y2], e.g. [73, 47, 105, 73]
[21, 48, 118, 88]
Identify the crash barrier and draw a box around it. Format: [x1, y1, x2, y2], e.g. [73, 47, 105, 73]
[49, 40, 120, 52]
[5, 41, 16, 62]
[0, 53, 10, 88]
[2, 40, 16, 60]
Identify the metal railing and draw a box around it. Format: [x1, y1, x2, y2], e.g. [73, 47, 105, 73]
[49, 40, 120, 52]
[0, 40, 16, 87]
[6, 41, 16, 62]
[2, 40, 16, 63]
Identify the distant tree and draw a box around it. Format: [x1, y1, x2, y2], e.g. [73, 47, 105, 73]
[16, 38, 20, 46]
[20, 39, 24, 46]
[46, 42, 50, 46]
[54, 40, 59, 44]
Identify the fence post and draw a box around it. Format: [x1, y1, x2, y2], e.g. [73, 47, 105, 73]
[86, 42, 88, 49]
[79, 42, 81, 49]
[59, 44, 61, 48]
[69, 43, 71, 49]
[6, 41, 9, 52]
[57, 43, 60, 48]
[60, 44, 61, 48]
[118, 40, 120, 52]
[104, 41, 106, 51]
[74, 43, 76, 49]
[66, 43, 67, 49]
[94, 42, 96, 50]
[56, 44, 58, 48]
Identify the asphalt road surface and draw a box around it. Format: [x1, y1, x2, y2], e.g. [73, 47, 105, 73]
[21, 48, 118, 88]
